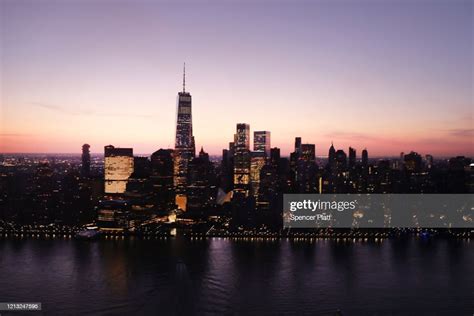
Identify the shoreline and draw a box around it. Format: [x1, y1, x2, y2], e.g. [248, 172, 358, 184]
[1, 229, 472, 241]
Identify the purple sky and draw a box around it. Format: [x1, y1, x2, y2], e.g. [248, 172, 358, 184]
[1, 0, 473, 157]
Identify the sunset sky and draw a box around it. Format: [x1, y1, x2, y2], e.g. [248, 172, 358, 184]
[1, 0, 472, 157]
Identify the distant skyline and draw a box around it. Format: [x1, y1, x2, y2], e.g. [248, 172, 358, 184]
[1, 0, 472, 157]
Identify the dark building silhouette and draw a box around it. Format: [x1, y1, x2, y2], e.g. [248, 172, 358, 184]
[447, 156, 472, 193]
[125, 157, 154, 217]
[404, 151, 422, 173]
[335, 150, 347, 171]
[187, 147, 217, 212]
[289, 138, 317, 193]
[270, 147, 280, 166]
[151, 149, 175, 211]
[348, 147, 356, 169]
[328, 142, 336, 166]
[297, 142, 318, 193]
[294, 137, 302, 156]
[126, 157, 152, 194]
[362, 148, 368, 167]
[258, 162, 284, 229]
[220, 147, 233, 192]
[81, 144, 91, 177]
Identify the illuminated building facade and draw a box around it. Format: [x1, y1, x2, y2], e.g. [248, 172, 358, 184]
[253, 131, 271, 157]
[233, 123, 250, 194]
[173, 64, 195, 210]
[104, 145, 134, 194]
[301, 144, 316, 163]
[250, 151, 266, 198]
[97, 200, 129, 231]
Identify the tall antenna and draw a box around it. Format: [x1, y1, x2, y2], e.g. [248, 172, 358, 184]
[183, 62, 186, 93]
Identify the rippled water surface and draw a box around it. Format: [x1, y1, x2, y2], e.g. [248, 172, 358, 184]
[0, 238, 473, 315]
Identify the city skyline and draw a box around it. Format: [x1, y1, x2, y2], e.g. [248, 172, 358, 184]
[0, 2, 472, 316]
[1, 0, 473, 157]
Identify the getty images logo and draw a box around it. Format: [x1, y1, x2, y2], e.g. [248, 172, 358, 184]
[289, 199, 357, 212]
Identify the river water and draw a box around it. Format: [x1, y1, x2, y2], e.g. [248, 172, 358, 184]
[0, 237, 472, 315]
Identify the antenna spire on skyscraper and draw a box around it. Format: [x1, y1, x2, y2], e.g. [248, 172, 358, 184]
[183, 62, 186, 93]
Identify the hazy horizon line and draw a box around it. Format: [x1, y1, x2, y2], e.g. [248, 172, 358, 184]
[1, 152, 471, 160]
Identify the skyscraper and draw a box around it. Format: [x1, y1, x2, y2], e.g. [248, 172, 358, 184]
[220, 141, 236, 193]
[151, 149, 175, 211]
[362, 148, 369, 167]
[328, 142, 336, 166]
[404, 151, 422, 173]
[335, 149, 347, 171]
[295, 137, 302, 156]
[104, 145, 134, 194]
[253, 131, 271, 157]
[233, 123, 251, 194]
[251, 131, 270, 199]
[270, 147, 280, 167]
[186, 147, 217, 212]
[301, 144, 316, 163]
[298, 143, 317, 193]
[250, 151, 266, 198]
[81, 144, 91, 177]
[348, 147, 356, 169]
[173, 64, 195, 210]
[126, 157, 152, 198]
